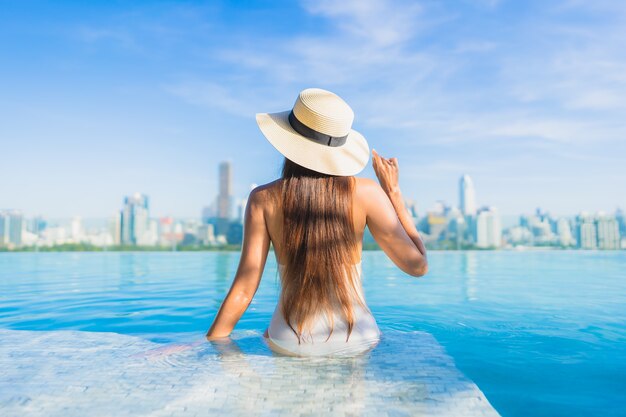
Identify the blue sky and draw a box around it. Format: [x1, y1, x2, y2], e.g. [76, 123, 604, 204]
[1, 0, 625, 219]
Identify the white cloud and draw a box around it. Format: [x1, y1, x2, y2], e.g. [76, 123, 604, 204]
[164, 81, 255, 117]
[165, 0, 626, 158]
[301, 0, 423, 46]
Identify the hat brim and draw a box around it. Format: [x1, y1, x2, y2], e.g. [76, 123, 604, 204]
[256, 111, 370, 176]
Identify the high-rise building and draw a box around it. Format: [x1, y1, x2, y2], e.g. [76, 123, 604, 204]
[218, 161, 233, 219]
[215, 161, 233, 237]
[556, 217, 575, 247]
[29, 216, 47, 235]
[0, 213, 8, 246]
[120, 193, 150, 245]
[197, 223, 215, 245]
[447, 207, 466, 249]
[71, 216, 84, 242]
[424, 201, 449, 242]
[616, 208, 626, 236]
[596, 214, 620, 250]
[109, 213, 121, 245]
[201, 204, 215, 224]
[0, 210, 23, 247]
[576, 212, 597, 249]
[459, 174, 477, 216]
[476, 206, 502, 248]
[0, 212, 8, 246]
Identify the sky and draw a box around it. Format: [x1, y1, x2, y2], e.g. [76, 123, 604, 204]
[1, 0, 625, 219]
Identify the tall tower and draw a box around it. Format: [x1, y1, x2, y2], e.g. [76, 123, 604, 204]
[218, 161, 232, 220]
[476, 206, 502, 248]
[120, 193, 149, 245]
[0, 210, 23, 247]
[459, 174, 477, 216]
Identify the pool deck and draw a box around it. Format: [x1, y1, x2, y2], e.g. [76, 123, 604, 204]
[0, 329, 500, 416]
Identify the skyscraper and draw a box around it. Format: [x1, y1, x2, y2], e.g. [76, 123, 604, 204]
[476, 206, 502, 248]
[556, 217, 575, 247]
[596, 214, 620, 250]
[0, 210, 23, 247]
[215, 161, 233, 237]
[109, 213, 121, 245]
[218, 161, 233, 219]
[576, 212, 597, 249]
[459, 174, 477, 216]
[616, 208, 626, 236]
[0, 212, 9, 246]
[120, 193, 149, 245]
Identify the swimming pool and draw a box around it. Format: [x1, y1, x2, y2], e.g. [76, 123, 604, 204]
[1, 251, 625, 416]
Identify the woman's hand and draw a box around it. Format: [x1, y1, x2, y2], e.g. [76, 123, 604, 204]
[372, 149, 400, 196]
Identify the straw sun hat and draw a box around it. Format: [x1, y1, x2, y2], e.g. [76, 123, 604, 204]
[256, 88, 370, 176]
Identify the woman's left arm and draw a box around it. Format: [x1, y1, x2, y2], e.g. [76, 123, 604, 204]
[206, 187, 271, 340]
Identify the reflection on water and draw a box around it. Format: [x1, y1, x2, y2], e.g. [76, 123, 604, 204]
[461, 251, 479, 301]
[211, 252, 236, 310]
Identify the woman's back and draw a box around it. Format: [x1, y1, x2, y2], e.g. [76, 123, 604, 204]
[255, 176, 380, 356]
[259, 176, 368, 266]
[205, 88, 427, 357]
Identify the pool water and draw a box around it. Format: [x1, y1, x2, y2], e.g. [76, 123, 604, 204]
[1, 251, 625, 416]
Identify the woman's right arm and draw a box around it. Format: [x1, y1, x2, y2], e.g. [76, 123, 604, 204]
[359, 149, 428, 277]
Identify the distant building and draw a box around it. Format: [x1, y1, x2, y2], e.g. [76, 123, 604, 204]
[0, 213, 9, 246]
[426, 214, 447, 241]
[218, 161, 233, 219]
[459, 174, 477, 216]
[424, 201, 449, 241]
[596, 214, 620, 250]
[446, 208, 466, 249]
[197, 223, 216, 245]
[476, 206, 502, 248]
[556, 218, 575, 247]
[120, 193, 150, 245]
[576, 212, 597, 249]
[226, 221, 244, 245]
[42, 226, 66, 246]
[616, 208, 625, 236]
[71, 216, 84, 242]
[29, 216, 47, 235]
[530, 216, 554, 244]
[109, 213, 121, 245]
[506, 225, 533, 246]
[236, 198, 247, 224]
[216, 161, 233, 236]
[138, 219, 159, 246]
[0, 210, 23, 247]
[159, 217, 183, 247]
[201, 205, 215, 224]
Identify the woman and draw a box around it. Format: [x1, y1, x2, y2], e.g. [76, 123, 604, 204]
[206, 88, 428, 356]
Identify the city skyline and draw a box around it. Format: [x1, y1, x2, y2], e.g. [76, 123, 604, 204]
[1, 1, 625, 218]
[2, 169, 624, 223]
[2, 162, 624, 250]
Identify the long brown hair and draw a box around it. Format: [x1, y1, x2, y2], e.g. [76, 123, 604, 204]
[279, 157, 364, 343]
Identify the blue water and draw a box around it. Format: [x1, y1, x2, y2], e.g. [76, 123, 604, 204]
[1, 251, 625, 416]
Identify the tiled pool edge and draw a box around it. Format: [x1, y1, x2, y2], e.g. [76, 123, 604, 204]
[0, 329, 500, 416]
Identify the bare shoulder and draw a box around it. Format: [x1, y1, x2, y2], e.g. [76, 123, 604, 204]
[354, 177, 386, 205]
[354, 176, 379, 190]
[248, 179, 282, 207]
